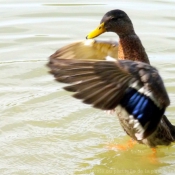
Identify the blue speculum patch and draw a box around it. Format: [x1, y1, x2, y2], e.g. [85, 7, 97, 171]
[120, 88, 165, 130]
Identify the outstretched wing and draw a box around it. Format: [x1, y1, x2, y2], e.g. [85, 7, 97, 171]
[48, 58, 169, 109]
[47, 58, 170, 139]
[50, 39, 118, 61]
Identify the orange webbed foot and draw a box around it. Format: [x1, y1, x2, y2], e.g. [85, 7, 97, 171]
[106, 139, 136, 151]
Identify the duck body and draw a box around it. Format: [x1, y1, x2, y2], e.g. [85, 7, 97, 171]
[115, 104, 174, 147]
[48, 9, 175, 147]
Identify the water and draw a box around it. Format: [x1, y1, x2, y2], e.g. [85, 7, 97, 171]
[1, 0, 175, 174]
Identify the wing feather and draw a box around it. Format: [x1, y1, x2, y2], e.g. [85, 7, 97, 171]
[47, 58, 170, 110]
[50, 40, 118, 61]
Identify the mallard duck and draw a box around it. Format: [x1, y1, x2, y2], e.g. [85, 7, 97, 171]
[47, 9, 175, 147]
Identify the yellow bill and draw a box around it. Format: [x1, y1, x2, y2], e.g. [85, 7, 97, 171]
[86, 22, 106, 39]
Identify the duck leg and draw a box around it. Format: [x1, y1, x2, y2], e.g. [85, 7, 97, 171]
[148, 148, 159, 164]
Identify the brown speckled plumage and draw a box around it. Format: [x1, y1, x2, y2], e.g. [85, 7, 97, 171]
[118, 36, 150, 64]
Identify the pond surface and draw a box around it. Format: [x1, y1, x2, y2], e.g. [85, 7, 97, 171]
[1, 0, 175, 174]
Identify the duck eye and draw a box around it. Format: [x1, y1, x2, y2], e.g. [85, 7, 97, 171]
[111, 17, 118, 21]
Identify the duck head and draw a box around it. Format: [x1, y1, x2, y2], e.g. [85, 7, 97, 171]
[86, 9, 135, 38]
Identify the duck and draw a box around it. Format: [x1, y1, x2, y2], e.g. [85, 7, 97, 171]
[47, 9, 175, 148]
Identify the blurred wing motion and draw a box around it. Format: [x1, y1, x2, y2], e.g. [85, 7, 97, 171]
[47, 58, 170, 139]
[50, 39, 118, 61]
